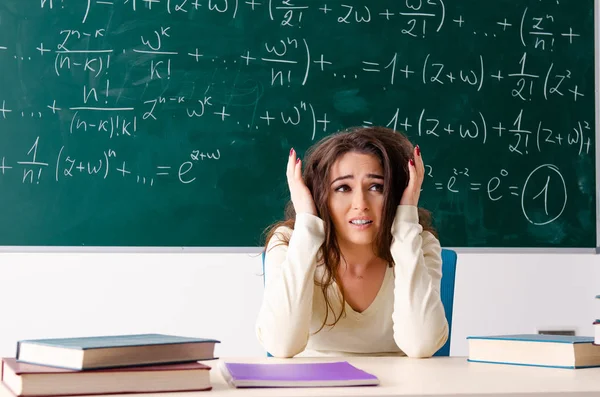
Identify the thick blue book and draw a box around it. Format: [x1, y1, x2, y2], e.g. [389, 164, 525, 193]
[467, 334, 600, 369]
[16, 333, 220, 370]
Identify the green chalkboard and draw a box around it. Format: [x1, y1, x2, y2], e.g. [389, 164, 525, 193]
[0, 0, 595, 248]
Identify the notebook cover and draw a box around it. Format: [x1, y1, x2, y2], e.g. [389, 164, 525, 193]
[16, 334, 219, 351]
[466, 334, 594, 344]
[223, 361, 378, 382]
[2, 358, 211, 375]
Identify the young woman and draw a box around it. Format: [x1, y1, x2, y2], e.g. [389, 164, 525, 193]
[256, 126, 448, 358]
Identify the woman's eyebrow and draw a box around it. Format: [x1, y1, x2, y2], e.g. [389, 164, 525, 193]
[330, 173, 384, 185]
[331, 175, 353, 185]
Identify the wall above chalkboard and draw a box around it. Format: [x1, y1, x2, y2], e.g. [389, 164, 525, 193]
[0, 0, 595, 248]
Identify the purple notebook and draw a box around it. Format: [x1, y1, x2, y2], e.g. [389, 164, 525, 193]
[220, 361, 379, 388]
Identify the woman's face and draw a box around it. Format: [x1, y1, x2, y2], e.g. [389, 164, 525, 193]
[327, 151, 385, 248]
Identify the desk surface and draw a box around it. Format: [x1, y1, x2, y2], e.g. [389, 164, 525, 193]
[2, 356, 600, 397]
[200, 356, 600, 397]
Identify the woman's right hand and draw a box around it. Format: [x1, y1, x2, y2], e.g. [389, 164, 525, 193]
[287, 148, 317, 216]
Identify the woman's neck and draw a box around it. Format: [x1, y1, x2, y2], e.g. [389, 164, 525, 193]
[337, 240, 384, 277]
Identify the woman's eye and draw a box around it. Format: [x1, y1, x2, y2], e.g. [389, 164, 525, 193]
[335, 184, 350, 192]
[370, 184, 384, 192]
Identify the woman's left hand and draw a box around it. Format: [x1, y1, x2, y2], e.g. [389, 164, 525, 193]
[399, 145, 424, 206]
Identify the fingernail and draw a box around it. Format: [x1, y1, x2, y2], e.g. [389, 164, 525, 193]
[296, 158, 301, 164]
[416, 145, 421, 156]
[409, 159, 415, 166]
[290, 148, 294, 156]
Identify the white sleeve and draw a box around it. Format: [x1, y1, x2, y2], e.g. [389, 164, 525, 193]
[255, 213, 326, 358]
[390, 205, 449, 358]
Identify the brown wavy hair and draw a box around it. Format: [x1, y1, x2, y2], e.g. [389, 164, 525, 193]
[263, 126, 437, 333]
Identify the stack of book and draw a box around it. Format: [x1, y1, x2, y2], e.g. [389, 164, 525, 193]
[467, 333, 600, 369]
[1, 333, 220, 396]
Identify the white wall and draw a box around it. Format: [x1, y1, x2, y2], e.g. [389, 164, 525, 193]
[451, 252, 600, 355]
[0, 251, 598, 358]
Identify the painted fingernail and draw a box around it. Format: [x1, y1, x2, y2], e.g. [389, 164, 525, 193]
[290, 148, 294, 156]
[416, 145, 421, 156]
[409, 159, 415, 166]
[296, 158, 301, 164]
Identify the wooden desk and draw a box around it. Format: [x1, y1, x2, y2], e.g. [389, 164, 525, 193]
[199, 356, 600, 397]
[1, 357, 599, 397]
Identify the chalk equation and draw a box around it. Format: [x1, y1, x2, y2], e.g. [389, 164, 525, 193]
[39, 0, 581, 51]
[0, 0, 594, 245]
[0, 133, 570, 226]
[0, 136, 220, 186]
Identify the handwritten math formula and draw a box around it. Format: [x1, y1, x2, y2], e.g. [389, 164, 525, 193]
[0, 0, 594, 240]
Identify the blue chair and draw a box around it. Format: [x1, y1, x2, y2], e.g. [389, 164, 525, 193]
[261, 248, 457, 357]
[434, 248, 457, 356]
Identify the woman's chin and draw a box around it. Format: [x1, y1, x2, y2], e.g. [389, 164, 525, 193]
[340, 230, 378, 246]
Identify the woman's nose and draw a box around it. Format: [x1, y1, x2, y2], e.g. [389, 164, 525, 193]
[352, 190, 368, 211]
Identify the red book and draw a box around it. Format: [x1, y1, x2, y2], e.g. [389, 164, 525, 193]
[1, 358, 212, 396]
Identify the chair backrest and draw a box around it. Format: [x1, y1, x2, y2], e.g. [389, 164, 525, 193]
[434, 248, 458, 356]
[261, 248, 458, 357]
